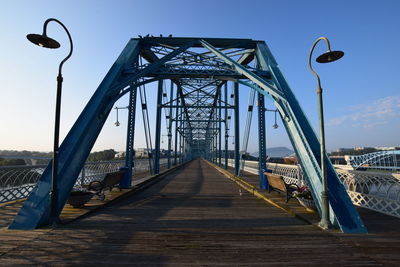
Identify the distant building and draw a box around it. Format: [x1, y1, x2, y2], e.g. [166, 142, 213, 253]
[115, 148, 151, 158]
[115, 151, 125, 158]
[374, 146, 400, 151]
[135, 148, 150, 158]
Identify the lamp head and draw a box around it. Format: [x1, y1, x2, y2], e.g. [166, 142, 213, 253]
[27, 34, 60, 49]
[273, 123, 279, 129]
[316, 50, 344, 63]
[114, 121, 120, 127]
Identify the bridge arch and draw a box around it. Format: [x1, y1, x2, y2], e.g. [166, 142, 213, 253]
[346, 150, 400, 171]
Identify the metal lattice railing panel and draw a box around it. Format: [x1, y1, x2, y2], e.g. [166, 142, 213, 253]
[266, 163, 303, 185]
[77, 161, 125, 185]
[271, 164, 400, 219]
[0, 165, 46, 189]
[228, 159, 400, 218]
[348, 191, 400, 218]
[0, 165, 46, 203]
[337, 169, 400, 201]
[0, 158, 166, 204]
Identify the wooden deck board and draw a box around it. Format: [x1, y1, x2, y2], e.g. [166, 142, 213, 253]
[0, 159, 398, 266]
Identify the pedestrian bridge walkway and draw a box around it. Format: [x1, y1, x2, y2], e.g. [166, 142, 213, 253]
[1, 159, 399, 266]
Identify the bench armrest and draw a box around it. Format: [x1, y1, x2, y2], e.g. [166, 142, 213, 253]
[88, 180, 103, 192]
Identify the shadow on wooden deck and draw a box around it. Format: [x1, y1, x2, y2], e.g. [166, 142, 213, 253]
[0, 159, 399, 266]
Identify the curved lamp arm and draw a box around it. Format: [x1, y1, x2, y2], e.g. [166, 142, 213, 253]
[42, 18, 74, 77]
[308, 37, 331, 91]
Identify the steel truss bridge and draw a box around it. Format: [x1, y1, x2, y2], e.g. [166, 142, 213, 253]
[10, 37, 366, 233]
[346, 150, 400, 171]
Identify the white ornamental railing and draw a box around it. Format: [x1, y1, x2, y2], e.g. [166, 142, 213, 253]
[228, 159, 400, 218]
[0, 158, 168, 204]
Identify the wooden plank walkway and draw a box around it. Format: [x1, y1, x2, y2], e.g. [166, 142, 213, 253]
[0, 167, 168, 229]
[0, 159, 399, 266]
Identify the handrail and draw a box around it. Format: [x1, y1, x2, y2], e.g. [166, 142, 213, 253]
[0, 158, 167, 204]
[227, 159, 400, 218]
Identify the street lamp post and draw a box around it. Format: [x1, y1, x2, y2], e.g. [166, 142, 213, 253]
[308, 37, 344, 230]
[27, 18, 73, 225]
[114, 106, 129, 126]
[265, 108, 279, 129]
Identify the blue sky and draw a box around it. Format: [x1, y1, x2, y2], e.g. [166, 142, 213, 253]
[0, 0, 399, 153]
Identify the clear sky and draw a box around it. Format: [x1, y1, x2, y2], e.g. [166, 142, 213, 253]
[0, 0, 399, 153]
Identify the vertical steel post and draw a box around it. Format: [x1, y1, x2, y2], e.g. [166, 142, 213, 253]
[174, 91, 179, 166]
[167, 81, 173, 168]
[179, 107, 183, 164]
[183, 123, 186, 162]
[180, 122, 183, 164]
[257, 92, 268, 189]
[50, 73, 63, 223]
[234, 82, 240, 176]
[154, 80, 163, 174]
[224, 82, 228, 169]
[218, 87, 222, 166]
[122, 86, 137, 188]
[213, 114, 216, 163]
[317, 84, 331, 229]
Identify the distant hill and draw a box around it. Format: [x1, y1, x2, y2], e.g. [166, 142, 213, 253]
[251, 147, 294, 158]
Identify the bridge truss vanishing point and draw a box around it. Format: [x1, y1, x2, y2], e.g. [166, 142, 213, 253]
[10, 37, 366, 233]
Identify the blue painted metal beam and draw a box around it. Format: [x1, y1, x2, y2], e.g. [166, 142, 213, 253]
[224, 82, 229, 169]
[200, 40, 285, 101]
[218, 86, 222, 166]
[108, 42, 195, 98]
[9, 39, 142, 230]
[201, 39, 366, 233]
[122, 86, 137, 188]
[174, 92, 179, 166]
[255, 42, 366, 233]
[11, 36, 366, 233]
[10, 40, 194, 230]
[258, 91, 268, 190]
[154, 80, 163, 174]
[234, 82, 240, 176]
[167, 81, 173, 168]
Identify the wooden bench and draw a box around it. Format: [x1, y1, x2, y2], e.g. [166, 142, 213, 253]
[265, 173, 299, 203]
[88, 170, 127, 201]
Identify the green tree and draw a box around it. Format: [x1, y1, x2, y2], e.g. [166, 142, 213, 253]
[87, 149, 117, 161]
[0, 158, 26, 166]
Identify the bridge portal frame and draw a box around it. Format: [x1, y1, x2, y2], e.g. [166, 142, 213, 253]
[10, 37, 366, 233]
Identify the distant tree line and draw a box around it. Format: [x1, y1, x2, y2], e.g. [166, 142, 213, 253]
[0, 150, 52, 158]
[87, 149, 117, 161]
[0, 150, 53, 166]
[0, 149, 119, 166]
[0, 158, 26, 166]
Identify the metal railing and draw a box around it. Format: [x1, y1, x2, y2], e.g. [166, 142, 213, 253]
[0, 158, 168, 204]
[228, 159, 400, 218]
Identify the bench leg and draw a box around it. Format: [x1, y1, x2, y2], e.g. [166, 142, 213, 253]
[94, 192, 105, 201]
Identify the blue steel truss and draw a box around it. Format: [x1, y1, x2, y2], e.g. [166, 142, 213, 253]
[10, 37, 366, 233]
[346, 150, 400, 171]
